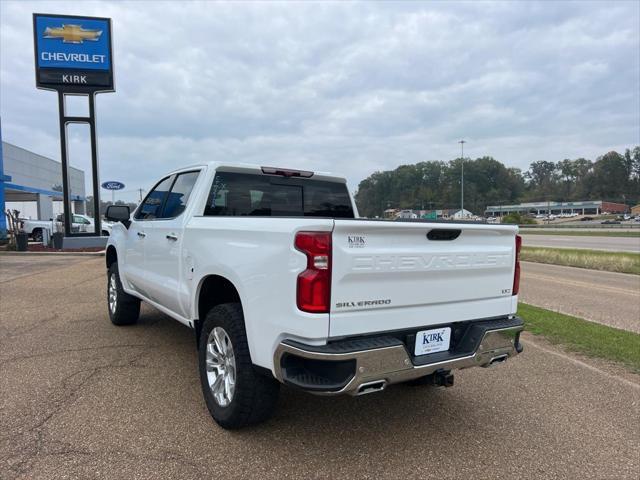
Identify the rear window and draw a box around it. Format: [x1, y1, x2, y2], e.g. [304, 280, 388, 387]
[203, 171, 354, 218]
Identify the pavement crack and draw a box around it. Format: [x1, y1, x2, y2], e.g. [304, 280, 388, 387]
[0, 343, 151, 366]
[0, 314, 60, 342]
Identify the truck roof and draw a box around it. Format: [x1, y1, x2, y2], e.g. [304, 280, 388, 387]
[166, 161, 347, 184]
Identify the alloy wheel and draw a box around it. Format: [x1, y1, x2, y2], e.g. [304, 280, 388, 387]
[205, 326, 236, 407]
[108, 274, 118, 313]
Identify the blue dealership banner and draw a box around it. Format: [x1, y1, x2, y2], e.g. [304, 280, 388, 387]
[33, 13, 114, 91]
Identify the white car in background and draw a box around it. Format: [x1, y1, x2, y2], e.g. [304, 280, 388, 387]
[23, 214, 112, 241]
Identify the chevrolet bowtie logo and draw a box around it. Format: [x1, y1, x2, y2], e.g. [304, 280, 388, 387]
[43, 24, 102, 44]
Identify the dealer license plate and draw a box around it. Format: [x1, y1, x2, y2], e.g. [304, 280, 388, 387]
[414, 327, 451, 356]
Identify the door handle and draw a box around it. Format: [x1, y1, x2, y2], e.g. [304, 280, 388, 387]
[137, 231, 146, 238]
[166, 234, 178, 241]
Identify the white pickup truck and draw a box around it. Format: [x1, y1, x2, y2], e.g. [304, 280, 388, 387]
[105, 163, 523, 429]
[23, 214, 112, 241]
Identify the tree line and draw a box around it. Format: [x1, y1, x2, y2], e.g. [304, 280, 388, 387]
[354, 147, 640, 218]
[85, 197, 138, 218]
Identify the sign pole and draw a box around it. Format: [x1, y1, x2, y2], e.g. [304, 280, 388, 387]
[56, 91, 72, 237]
[88, 93, 101, 235]
[33, 13, 114, 243]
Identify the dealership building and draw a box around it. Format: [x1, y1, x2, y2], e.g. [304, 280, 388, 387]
[485, 200, 628, 217]
[1, 141, 86, 222]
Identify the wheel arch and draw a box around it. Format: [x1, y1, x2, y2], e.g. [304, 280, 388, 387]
[194, 274, 243, 345]
[106, 245, 118, 269]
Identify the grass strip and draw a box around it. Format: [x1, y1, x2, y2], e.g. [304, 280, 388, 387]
[520, 230, 640, 237]
[521, 246, 640, 275]
[518, 303, 640, 373]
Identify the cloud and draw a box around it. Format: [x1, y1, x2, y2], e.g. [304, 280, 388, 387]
[1, 0, 638, 202]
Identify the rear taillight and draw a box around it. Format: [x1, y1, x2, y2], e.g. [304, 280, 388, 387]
[295, 231, 332, 313]
[513, 234, 522, 295]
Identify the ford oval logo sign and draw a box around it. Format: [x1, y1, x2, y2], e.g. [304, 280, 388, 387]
[101, 181, 125, 190]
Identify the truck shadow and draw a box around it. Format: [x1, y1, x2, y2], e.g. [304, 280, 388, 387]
[136, 305, 489, 444]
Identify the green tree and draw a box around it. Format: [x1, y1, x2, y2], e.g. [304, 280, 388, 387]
[523, 160, 558, 200]
[590, 151, 630, 202]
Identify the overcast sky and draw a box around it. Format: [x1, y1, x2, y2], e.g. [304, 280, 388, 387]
[1, 0, 639, 201]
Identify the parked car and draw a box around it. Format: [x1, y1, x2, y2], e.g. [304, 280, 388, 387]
[23, 214, 111, 241]
[580, 216, 594, 222]
[105, 163, 524, 429]
[22, 218, 55, 241]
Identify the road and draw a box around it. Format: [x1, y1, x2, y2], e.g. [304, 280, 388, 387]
[521, 234, 640, 253]
[1, 255, 639, 479]
[520, 262, 640, 333]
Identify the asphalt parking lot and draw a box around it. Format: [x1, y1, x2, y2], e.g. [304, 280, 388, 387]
[1, 254, 639, 479]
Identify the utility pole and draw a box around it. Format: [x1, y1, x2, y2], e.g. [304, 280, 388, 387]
[458, 139, 466, 218]
[137, 188, 144, 202]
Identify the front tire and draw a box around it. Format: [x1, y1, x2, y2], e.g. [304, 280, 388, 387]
[198, 303, 279, 429]
[107, 263, 140, 325]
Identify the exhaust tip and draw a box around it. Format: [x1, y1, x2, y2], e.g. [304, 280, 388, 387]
[356, 380, 387, 395]
[487, 354, 508, 367]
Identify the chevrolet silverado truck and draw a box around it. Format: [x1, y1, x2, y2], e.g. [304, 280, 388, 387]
[104, 162, 524, 429]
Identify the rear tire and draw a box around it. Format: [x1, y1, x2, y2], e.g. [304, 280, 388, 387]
[32, 228, 43, 242]
[198, 303, 279, 429]
[107, 263, 140, 326]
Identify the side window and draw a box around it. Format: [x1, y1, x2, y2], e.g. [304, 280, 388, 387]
[135, 176, 173, 220]
[162, 171, 200, 218]
[204, 172, 273, 216]
[206, 174, 229, 213]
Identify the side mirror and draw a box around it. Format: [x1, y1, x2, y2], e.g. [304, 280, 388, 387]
[105, 205, 131, 228]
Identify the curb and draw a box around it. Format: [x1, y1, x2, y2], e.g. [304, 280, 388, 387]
[0, 250, 105, 257]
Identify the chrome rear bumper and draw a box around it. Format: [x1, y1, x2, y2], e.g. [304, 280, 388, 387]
[273, 318, 523, 396]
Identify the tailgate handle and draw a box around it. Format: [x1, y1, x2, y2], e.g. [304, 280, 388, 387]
[427, 229, 461, 241]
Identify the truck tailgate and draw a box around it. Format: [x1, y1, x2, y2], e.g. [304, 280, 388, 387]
[329, 220, 518, 338]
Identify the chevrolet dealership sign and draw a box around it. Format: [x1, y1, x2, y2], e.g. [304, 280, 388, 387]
[33, 13, 114, 91]
[32, 13, 115, 240]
